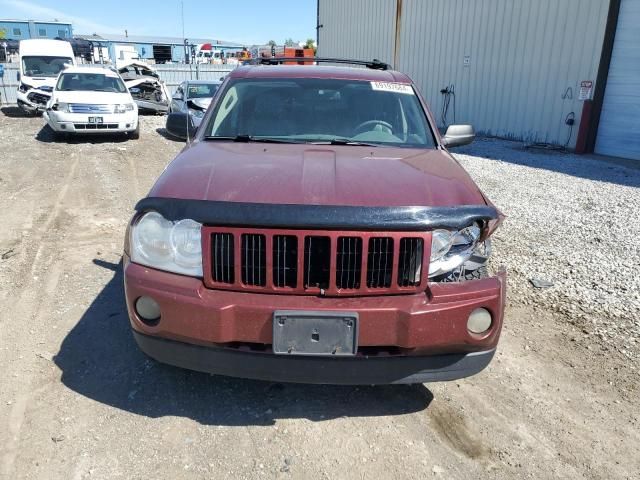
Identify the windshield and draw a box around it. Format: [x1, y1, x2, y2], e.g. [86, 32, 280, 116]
[22, 56, 73, 78]
[204, 78, 436, 147]
[56, 72, 127, 93]
[187, 83, 220, 99]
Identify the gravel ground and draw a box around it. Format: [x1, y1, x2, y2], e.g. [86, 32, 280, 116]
[0, 111, 638, 479]
[456, 139, 640, 364]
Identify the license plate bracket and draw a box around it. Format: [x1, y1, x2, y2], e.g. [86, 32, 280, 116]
[273, 310, 358, 356]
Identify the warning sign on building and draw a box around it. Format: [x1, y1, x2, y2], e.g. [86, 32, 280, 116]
[578, 81, 593, 101]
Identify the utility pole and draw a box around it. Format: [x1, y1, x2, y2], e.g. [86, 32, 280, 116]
[181, 1, 188, 64]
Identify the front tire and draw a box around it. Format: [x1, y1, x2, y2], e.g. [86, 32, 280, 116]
[129, 122, 140, 140]
[49, 126, 68, 142]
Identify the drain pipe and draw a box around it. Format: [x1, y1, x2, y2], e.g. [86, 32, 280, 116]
[393, 0, 403, 70]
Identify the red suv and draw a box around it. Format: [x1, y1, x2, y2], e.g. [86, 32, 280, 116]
[124, 58, 505, 384]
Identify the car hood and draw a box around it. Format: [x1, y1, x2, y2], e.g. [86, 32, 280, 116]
[188, 97, 212, 110]
[22, 76, 57, 89]
[149, 142, 488, 207]
[125, 77, 162, 88]
[52, 90, 133, 104]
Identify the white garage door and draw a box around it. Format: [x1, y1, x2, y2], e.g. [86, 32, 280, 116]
[595, 0, 640, 161]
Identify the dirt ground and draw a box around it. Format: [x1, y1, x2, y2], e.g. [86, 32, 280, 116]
[0, 109, 638, 480]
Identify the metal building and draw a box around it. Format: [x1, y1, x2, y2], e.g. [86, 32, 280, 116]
[0, 19, 73, 40]
[317, 0, 640, 161]
[74, 33, 245, 64]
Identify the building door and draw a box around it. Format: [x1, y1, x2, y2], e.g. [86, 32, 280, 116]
[595, 0, 640, 161]
[152, 45, 172, 64]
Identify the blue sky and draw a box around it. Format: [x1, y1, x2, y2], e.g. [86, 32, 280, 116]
[0, 0, 317, 45]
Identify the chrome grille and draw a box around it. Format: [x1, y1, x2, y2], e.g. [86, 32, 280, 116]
[211, 233, 234, 284]
[366, 237, 394, 288]
[69, 103, 113, 113]
[398, 238, 423, 287]
[336, 237, 362, 289]
[241, 234, 266, 286]
[273, 235, 297, 288]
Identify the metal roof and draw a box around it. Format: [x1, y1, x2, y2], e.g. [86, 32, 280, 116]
[74, 33, 244, 48]
[0, 18, 73, 25]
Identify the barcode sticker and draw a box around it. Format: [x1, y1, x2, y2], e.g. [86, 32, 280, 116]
[370, 82, 414, 95]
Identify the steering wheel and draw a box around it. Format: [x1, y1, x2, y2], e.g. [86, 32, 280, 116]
[353, 120, 393, 136]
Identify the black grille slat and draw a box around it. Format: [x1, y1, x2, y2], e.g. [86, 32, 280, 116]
[242, 234, 266, 286]
[73, 123, 119, 129]
[304, 236, 331, 289]
[398, 238, 423, 287]
[211, 233, 234, 284]
[366, 237, 393, 288]
[336, 237, 362, 289]
[273, 235, 297, 288]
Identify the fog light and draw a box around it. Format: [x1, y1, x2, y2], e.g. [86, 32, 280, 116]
[135, 296, 161, 324]
[467, 308, 492, 334]
[60, 124, 66, 130]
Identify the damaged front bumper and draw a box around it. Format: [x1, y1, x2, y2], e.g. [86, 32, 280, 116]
[16, 88, 52, 114]
[124, 253, 506, 384]
[126, 78, 171, 114]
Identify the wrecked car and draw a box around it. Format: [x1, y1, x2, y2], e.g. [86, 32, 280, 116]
[16, 39, 75, 115]
[118, 61, 171, 114]
[124, 58, 506, 385]
[165, 80, 222, 139]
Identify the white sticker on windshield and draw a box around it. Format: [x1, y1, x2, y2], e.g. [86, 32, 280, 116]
[370, 81, 414, 95]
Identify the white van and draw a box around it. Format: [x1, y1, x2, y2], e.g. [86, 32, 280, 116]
[17, 39, 76, 115]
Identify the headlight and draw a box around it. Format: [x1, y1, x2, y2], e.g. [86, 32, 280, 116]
[130, 211, 203, 277]
[189, 107, 205, 118]
[53, 102, 70, 112]
[19, 82, 33, 93]
[429, 223, 482, 278]
[114, 103, 135, 113]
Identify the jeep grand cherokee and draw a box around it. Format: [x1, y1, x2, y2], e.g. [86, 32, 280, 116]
[123, 58, 505, 385]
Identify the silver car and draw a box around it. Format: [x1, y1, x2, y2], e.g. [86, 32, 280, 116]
[168, 80, 222, 129]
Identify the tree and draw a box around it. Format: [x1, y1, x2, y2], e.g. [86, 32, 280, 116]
[267, 40, 276, 47]
[284, 38, 296, 47]
[304, 38, 316, 54]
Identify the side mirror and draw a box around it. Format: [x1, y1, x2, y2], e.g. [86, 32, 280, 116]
[166, 112, 197, 140]
[173, 92, 183, 101]
[442, 124, 475, 148]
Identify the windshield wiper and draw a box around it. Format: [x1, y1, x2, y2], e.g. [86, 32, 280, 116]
[311, 137, 380, 147]
[203, 135, 306, 144]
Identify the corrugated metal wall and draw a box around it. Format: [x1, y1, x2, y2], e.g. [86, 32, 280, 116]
[0, 63, 19, 105]
[318, 0, 396, 65]
[318, 0, 610, 147]
[594, 0, 640, 160]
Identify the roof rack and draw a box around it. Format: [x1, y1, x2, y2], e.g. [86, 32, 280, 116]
[245, 57, 392, 71]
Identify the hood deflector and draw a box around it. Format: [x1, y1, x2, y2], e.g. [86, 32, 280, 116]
[135, 197, 499, 231]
